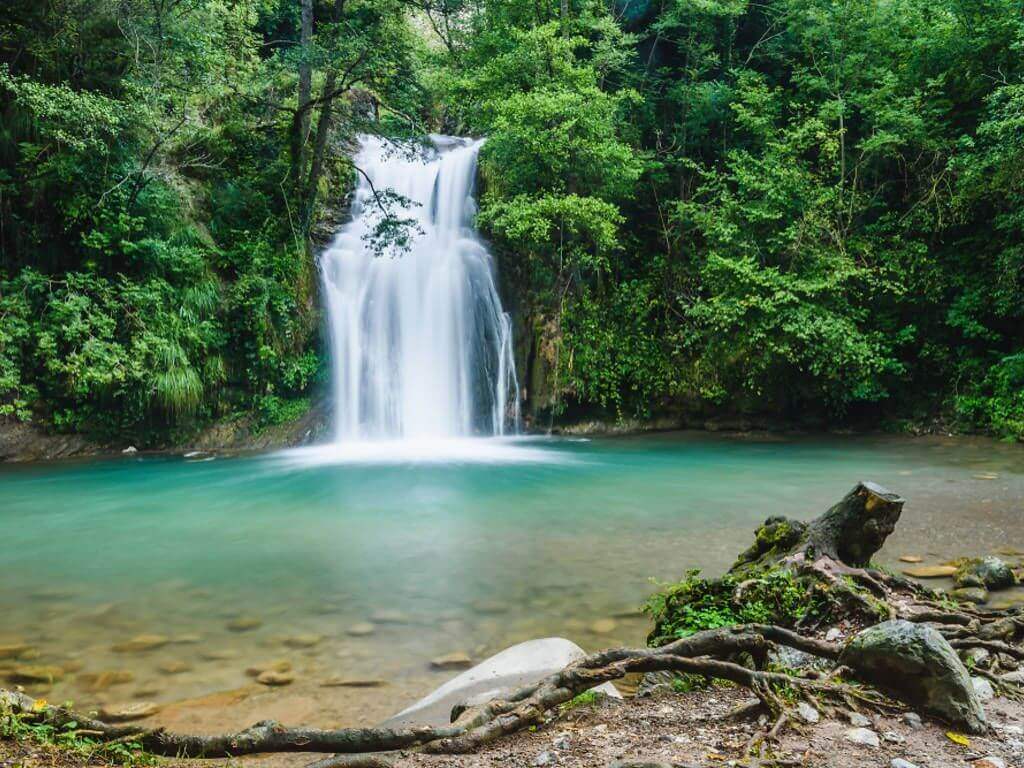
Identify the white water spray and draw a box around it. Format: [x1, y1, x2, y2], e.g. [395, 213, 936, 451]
[318, 135, 520, 442]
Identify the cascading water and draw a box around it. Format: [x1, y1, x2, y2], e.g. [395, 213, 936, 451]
[318, 135, 520, 443]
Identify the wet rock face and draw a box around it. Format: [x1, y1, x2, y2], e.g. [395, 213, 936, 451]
[955, 557, 1017, 591]
[840, 620, 986, 734]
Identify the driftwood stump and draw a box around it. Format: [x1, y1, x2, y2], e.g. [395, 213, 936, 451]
[732, 481, 905, 573]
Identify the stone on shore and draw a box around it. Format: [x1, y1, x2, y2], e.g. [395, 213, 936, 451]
[844, 727, 880, 747]
[381, 637, 621, 729]
[840, 619, 986, 733]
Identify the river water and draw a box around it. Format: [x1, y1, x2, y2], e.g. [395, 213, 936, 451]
[1, 432, 1022, 725]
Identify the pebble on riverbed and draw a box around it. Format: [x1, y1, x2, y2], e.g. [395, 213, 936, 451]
[111, 634, 170, 653]
[430, 651, 473, 670]
[226, 616, 263, 632]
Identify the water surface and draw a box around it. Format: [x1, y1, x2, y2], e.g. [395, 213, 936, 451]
[1, 432, 1022, 722]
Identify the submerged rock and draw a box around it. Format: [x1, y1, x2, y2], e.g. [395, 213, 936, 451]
[245, 660, 292, 677]
[955, 557, 1016, 591]
[226, 616, 263, 632]
[111, 634, 169, 653]
[430, 651, 473, 670]
[589, 619, 618, 635]
[8, 665, 64, 684]
[256, 669, 294, 686]
[381, 637, 620, 729]
[951, 586, 989, 605]
[0, 643, 33, 660]
[346, 622, 376, 637]
[320, 677, 386, 687]
[99, 702, 159, 721]
[77, 670, 134, 691]
[284, 634, 323, 649]
[902, 565, 957, 578]
[840, 619, 986, 733]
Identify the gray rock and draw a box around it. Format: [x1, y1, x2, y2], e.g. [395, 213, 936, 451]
[797, 702, 820, 724]
[976, 757, 1006, 768]
[882, 731, 905, 744]
[380, 637, 620, 728]
[608, 763, 679, 768]
[533, 750, 555, 766]
[903, 711, 923, 728]
[844, 727, 880, 747]
[1001, 669, 1024, 684]
[825, 627, 843, 642]
[840, 619, 986, 733]
[551, 734, 571, 750]
[972, 676, 995, 701]
[890, 760, 920, 768]
[636, 670, 676, 697]
[848, 712, 871, 727]
[955, 557, 1016, 591]
[965, 647, 991, 665]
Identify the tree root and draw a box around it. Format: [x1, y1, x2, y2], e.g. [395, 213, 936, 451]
[0, 624, 857, 760]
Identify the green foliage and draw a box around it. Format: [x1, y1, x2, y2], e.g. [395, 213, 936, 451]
[560, 690, 599, 710]
[254, 395, 313, 432]
[645, 568, 822, 645]
[3, 0, 1024, 440]
[0, 707, 155, 767]
[425, 0, 1024, 434]
[0, 0, 419, 440]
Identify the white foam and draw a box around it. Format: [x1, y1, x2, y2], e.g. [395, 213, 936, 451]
[273, 437, 571, 467]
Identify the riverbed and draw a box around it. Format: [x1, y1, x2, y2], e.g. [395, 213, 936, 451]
[1, 431, 1022, 727]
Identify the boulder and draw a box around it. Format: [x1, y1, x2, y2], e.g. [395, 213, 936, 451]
[379, 637, 621, 729]
[840, 620, 986, 733]
[955, 557, 1016, 591]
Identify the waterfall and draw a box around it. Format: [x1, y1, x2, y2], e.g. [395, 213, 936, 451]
[318, 135, 520, 442]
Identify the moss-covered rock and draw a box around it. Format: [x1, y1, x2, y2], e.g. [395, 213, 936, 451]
[840, 620, 987, 734]
[954, 556, 1016, 591]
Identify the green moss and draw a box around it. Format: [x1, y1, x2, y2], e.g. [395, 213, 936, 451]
[645, 568, 825, 646]
[0, 707, 156, 767]
[560, 690, 600, 710]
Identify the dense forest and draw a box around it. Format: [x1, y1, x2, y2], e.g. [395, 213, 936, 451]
[1, 0, 1022, 442]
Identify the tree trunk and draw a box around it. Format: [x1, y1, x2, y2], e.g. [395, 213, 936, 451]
[290, 0, 314, 185]
[303, 69, 339, 236]
[731, 481, 904, 572]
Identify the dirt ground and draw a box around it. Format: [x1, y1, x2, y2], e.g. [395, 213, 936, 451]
[4, 684, 1022, 768]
